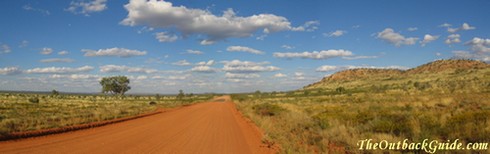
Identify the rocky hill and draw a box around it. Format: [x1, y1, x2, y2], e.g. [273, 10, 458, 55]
[305, 59, 490, 90]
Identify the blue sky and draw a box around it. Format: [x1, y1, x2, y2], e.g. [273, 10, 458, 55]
[1, 0, 489, 94]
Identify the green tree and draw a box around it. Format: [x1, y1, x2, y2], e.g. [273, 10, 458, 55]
[51, 89, 59, 97]
[177, 90, 184, 101]
[336, 86, 345, 94]
[100, 76, 131, 96]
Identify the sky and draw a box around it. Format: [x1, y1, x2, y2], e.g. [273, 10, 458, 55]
[0, 0, 489, 94]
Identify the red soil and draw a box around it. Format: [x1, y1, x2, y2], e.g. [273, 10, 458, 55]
[0, 96, 276, 154]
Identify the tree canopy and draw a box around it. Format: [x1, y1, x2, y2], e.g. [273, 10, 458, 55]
[100, 76, 131, 95]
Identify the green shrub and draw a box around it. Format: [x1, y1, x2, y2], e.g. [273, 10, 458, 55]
[28, 97, 39, 103]
[252, 103, 285, 116]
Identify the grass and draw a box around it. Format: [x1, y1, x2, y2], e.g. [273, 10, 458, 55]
[233, 65, 490, 153]
[0, 92, 212, 137]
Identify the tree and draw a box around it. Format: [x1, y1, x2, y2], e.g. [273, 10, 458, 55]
[100, 76, 131, 96]
[51, 89, 59, 97]
[177, 89, 184, 101]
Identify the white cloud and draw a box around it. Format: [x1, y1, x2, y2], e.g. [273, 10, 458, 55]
[50, 74, 100, 80]
[40, 58, 75, 63]
[281, 45, 294, 49]
[461, 23, 476, 30]
[40, 47, 53, 55]
[273, 73, 287, 78]
[316, 65, 339, 72]
[445, 34, 461, 44]
[324, 30, 346, 37]
[190, 66, 218, 73]
[452, 50, 490, 62]
[342, 55, 378, 60]
[436, 52, 442, 56]
[196, 60, 215, 66]
[1, 44, 11, 54]
[273, 49, 353, 59]
[58, 50, 69, 55]
[225, 72, 260, 79]
[293, 72, 305, 80]
[316, 65, 408, 72]
[19, 40, 29, 48]
[407, 27, 418, 31]
[221, 60, 280, 73]
[23, 4, 50, 15]
[377, 28, 418, 46]
[291, 20, 319, 32]
[186, 49, 204, 55]
[465, 37, 490, 53]
[66, 0, 107, 16]
[172, 60, 192, 66]
[155, 32, 178, 42]
[226, 46, 264, 54]
[439, 23, 452, 28]
[100, 65, 157, 74]
[0, 67, 22, 75]
[445, 23, 476, 33]
[420, 34, 440, 46]
[120, 0, 299, 45]
[82, 47, 147, 57]
[26, 66, 94, 74]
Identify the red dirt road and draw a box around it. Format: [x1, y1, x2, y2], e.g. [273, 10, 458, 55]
[0, 96, 275, 154]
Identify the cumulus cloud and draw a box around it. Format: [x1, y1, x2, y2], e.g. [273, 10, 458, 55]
[377, 28, 418, 46]
[453, 37, 490, 62]
[226, 46, 264, 54]
[40, 58, 75, 63]
[120, 0, 299, 45]
[273, 49, 353, 59]
[66, 0, 107, 16]
[281, 45, 294, 49]
[452, 50, 490, 62]
[82, 47, 147, 57]
[444, 23, 476, 33]
[316, 65, 408, 72]
[420, 34, 440, 46]
[58, 50, 69, 55]
[439, 23, 452, 28]
[273, 73, 287, 78]
[445, 34, 461, 44]
[186, 49, 204, 55]
[342, 55, 378, 60]
[155, 32, 178, 42]
[172, 60, 192, 66]
[50, 74, 100, 80]
[291, 20, 320, 32]
[1, 44, 11, 54]
[221, 60, 280, 73]
[196, 60, 215, 66]
[25, 66, 94, 74]
[190, 66, 218, 73]
[465, 37, 490, 53]
[324, 30, 346, 37]
[99, 65, 157, 74]
[293, 72, 305, 80]
[225, 72, 260, 79]
[0, 67, 22, 75]
[40, 47, 53, 55]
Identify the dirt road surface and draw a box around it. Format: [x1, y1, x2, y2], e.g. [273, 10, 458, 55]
[0, 96, 275, 154]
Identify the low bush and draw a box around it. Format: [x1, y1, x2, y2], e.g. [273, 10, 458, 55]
[252, 103, 285, 116]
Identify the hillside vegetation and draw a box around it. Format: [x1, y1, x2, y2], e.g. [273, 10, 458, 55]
[234, 59, 490, 153]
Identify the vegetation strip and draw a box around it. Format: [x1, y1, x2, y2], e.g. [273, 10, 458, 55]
[0, 109, 163, 141]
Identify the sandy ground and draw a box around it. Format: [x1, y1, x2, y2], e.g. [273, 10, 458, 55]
[0, 96, 275, 154]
